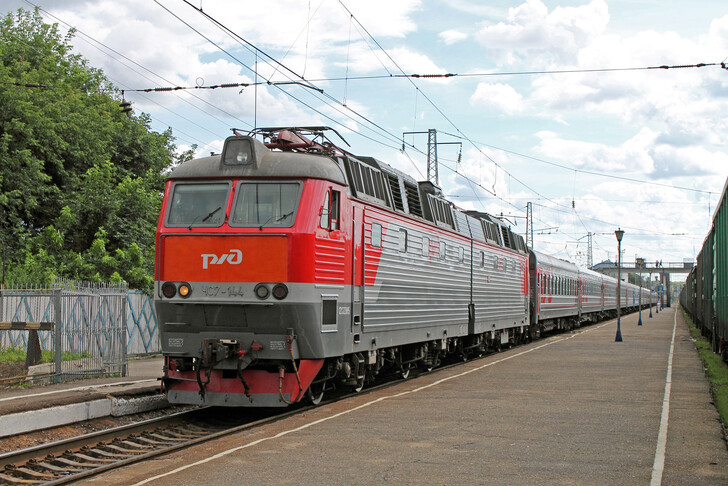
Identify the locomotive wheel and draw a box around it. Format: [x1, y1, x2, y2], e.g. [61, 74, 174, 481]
[351, 377, 365, 393]
[307, 381, 326, 405]
[399, 363, 412, 379]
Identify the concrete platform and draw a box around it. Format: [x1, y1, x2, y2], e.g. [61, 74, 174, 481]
[0, 356, 165, 437]
[87, 307, 728, 486]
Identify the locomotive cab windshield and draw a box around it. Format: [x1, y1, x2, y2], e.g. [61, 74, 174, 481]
[230, 181, 301, 227]
[164, 180, 303, 229]
[166, 182, 229, 227]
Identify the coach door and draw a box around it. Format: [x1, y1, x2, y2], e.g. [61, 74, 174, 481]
[351, 205, 364, 343]
[577, 279, 583, 320]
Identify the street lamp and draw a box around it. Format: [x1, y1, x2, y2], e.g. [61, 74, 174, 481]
[615, 228, 624, 342]
[649, 272, 653, 318]
[636, 257, 644, 326]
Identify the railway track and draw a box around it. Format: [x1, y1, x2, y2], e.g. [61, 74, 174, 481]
[0, 406, 288, 485]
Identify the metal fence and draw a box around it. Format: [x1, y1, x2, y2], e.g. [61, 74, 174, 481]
[127, 290, 160, 355]
[1, 281, 160, 382]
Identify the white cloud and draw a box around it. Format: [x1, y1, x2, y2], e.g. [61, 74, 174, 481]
[470, 82, 524, 114]
[342, 44, 448, 77]
[439, 29, 467, 45]
[474, 0, 609, 65]
[533, 127, 726, 183]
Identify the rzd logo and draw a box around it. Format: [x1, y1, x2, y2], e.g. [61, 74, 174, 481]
[201, 249, 242, 269]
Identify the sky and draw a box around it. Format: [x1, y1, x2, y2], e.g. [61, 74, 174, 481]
[4, 0, 728, 279]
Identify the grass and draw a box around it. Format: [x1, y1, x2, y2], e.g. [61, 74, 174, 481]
[0, 345, 93, 364]
[682, 307, 728, 431]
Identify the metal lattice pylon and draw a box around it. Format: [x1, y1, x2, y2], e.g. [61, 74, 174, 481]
[427, 129, 438, 185]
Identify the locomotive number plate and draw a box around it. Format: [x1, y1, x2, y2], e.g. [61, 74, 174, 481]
[200, 285, 245, 297]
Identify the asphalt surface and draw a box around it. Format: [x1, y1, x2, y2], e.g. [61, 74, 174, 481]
[82, 306, 728, 486]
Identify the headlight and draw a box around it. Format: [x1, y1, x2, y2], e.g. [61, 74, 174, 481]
[178, 283, 192, 298]
[222, 138, 253, 166]
[254, 283, 270, 299]
[272, 283, 288, 300]
[161, 282, 177, 298]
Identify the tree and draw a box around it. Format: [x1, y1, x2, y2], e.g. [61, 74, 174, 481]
[0, 8, 189, 292]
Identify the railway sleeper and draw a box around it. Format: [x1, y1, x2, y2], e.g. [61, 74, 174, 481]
[6, 465, 52, 481]
[52, 456, 98, 469]
[85, 447, 132, 459]
[105, 442, 150, 454]
[132, 436, 173, 446]
[71, 452, 116, 464]
[26, 460, 69, 474]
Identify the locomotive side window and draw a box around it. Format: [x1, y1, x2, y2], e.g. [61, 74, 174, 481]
[330, 190, 340, 230]
[320, 192, 331, 230]
[422, 237, 430, 257]
[166, 182, 230, 227]
[439, 241, 446, 260]
[458, 247, 464, 263]
[371, 223, 382, 248]
[320, 189, 341, 231]
[230, 182, 300, 227]
[399, 229, 408, 252]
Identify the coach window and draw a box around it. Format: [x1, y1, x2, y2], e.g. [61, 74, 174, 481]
[372, 223, 382, 248]
[399, 229, 408, 252]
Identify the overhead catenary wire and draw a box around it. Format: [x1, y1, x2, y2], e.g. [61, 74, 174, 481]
[168, 0, 408, 153]
[20, 2, 716, 262]
[22, 0, 255, 136]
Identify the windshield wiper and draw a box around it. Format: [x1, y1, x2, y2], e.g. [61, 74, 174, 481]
[188, 206, 222, 230]
[202, 206, 222, 222]
[258, 211, 295, 231]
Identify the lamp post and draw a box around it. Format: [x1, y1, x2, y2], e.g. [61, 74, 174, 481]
[615, 228, 624, 342]
[636, 257, 643, 326]
[649, 272, 653, 318]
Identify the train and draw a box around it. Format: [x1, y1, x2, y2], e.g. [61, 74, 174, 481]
[155, 127, 656, 407]
[680, 177, 728, 362]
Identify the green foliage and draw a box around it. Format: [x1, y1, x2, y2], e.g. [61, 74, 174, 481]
[0, 8, 190, 292]
[682, 308, 728, 430]
[0, 346, 26, 363]
[0, 345, 92, 364]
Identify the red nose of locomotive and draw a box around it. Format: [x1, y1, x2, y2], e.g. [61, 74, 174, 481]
[157, 234, 289, 300]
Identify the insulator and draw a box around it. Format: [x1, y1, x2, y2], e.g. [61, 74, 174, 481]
[119, 99, 132, 117]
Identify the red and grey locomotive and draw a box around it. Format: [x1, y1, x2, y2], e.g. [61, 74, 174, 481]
[155, 127, 651, 407]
